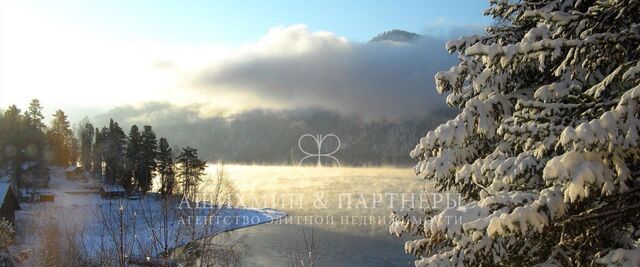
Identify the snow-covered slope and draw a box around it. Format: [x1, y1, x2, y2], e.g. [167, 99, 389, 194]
[16, 174, 286, 261]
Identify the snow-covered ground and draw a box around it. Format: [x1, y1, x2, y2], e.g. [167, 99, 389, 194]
[15, 168, 286, 261]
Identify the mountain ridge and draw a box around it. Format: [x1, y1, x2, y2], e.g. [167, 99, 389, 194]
[370, 29, 422, 43]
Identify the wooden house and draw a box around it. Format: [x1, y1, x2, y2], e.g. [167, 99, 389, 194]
[100, 185, 126, 198]
[0, 183, 20, 226]
[65, 166, 84, 180]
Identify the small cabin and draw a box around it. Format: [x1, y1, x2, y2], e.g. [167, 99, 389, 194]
[39, 193, 56, 202]
[65, 166, 84, 180]
[100, 185, 126, 198]
[0, 183, 21, 226]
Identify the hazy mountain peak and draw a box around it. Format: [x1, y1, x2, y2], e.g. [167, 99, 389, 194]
[370, 29, 422, 43]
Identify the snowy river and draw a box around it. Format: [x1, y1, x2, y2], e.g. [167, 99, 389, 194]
[208, 164, 444, 267]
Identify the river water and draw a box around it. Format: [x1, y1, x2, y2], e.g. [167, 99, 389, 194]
[206, 164, 443, 267]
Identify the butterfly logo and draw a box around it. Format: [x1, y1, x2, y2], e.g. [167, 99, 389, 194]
[298, 134, 341, 167]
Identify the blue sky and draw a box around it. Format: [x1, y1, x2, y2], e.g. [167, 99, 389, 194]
[0, 0, 492, 121]
[16, 0, 492, 45]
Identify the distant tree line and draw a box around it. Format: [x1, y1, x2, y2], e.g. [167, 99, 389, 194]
[96, 107, 457, 166]
[0, 99, 206, 197]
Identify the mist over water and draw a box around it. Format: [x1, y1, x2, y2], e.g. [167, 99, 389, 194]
[204, 164, 445, 267]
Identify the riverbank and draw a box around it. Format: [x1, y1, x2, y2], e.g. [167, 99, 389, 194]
[13, 168, 286, 265]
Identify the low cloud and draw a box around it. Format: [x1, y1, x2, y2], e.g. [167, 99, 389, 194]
[188, 25, 459, 119]
[3, 15, 478, 120]
[421, 18, 486, 40]
[93, 102, 203, 126]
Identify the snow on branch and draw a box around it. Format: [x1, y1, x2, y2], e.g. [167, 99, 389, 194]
[393, 0, 640, 266]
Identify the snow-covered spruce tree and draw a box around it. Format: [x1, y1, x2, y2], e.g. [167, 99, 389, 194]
[390, 0, 640, 266]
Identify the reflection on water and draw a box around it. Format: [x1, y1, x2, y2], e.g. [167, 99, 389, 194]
[206, 165, 434, 267]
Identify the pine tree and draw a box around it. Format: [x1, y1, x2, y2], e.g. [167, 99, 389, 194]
[0, 101, 49, 190]
[24, 99, 46, 131]
[23, 100, 48, 166]
[47, 110, 75, 165]
[139, 126, 157, 193]
[391, 1, 640, 265]
[125, 125, 142, 192]
[22, 99, 49, 190]
[176, 146, 206, 199]
[92, 127, 105, 177]
[77, 117, 94, 172]
[157, 137, 176, 197]
[69, 135, 79, 167]
[0, 105, 25, 182]
[104, 119, 126, 186]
